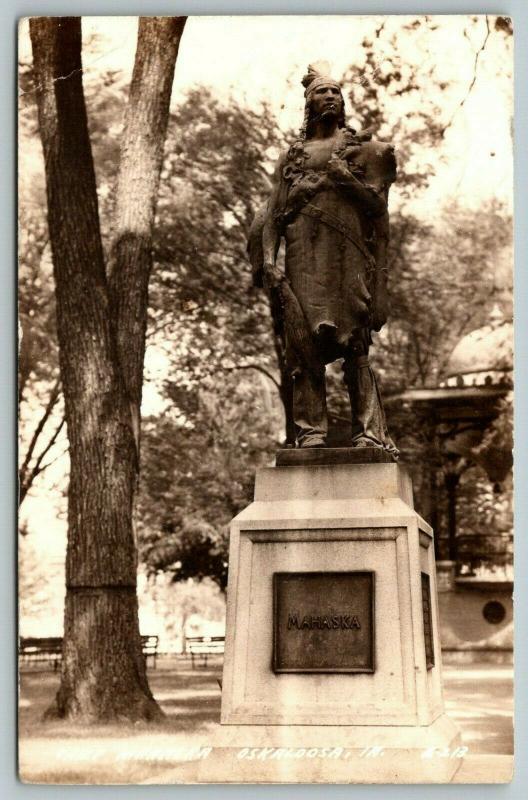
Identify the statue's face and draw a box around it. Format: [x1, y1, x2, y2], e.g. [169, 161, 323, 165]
[310, 83, 343, 119]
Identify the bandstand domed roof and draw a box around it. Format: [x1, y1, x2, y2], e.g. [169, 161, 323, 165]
[442, 306, 513, 388]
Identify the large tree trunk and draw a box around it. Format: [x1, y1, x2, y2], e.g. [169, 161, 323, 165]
[29, 16, 185, 722]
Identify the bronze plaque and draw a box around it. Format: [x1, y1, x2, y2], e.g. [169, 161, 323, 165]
[421, 572, 435, 669]
[273, 572, 374, 673]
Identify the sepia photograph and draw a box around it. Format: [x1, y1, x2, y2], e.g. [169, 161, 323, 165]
[17, 13, 513, 784]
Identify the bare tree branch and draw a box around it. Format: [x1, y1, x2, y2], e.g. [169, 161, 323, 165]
[36, 445, 70, 476]
[19, 378, 61, 486]
[19, 416, 65, 506]
[184, 362, 281, 391]
[440, 16, 491, 138]
[221, 363, 280, 389]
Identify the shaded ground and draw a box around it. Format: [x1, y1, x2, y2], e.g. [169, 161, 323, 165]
[18, 658, 513, 784]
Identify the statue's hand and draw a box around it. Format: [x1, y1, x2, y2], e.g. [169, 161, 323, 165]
[327, 157, 353, 182]
[263, 261, 285, 290]
[317, 174, 333, 191]
[340, 145, 362, 162]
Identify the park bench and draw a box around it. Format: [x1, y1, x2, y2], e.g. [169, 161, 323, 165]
[19, 635, 159, 670]
[19, 637, 63, 671]
[141, 634, 159, 669]
[186, 635, 225, 668]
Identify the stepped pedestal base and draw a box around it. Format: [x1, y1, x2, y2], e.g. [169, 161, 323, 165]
[206, 458, 462, 783]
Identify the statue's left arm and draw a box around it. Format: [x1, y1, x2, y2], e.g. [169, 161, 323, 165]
[261, 151, 288, 289]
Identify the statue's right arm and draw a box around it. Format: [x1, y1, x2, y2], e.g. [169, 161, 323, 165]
[262, 153, 287, 289]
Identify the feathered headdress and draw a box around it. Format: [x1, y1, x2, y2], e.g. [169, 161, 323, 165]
[302, 60, 341, 100]
[299, 61, 344, 139]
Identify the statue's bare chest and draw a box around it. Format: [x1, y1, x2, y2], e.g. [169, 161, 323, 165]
[302, 136, 339, 171]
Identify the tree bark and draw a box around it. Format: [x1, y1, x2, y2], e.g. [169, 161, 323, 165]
[29, 16, 185, 722]
[109, 17, 186, 431]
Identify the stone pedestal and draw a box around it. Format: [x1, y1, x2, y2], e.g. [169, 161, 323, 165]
[201, 455, 461, 783]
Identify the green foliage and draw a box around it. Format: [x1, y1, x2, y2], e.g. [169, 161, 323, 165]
[131, 89, 292, 588]
[456, 468, 513, 574]
[18, 81, 65, 503]
[342, 19, 447, 195]
[138, 373, 281, 589]
[149, 87, 286, 382]
[18, 207, 58, 395]
[376, 200, 512, 394]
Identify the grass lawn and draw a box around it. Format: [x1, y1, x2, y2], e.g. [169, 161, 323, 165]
[19, 657, 223, 784]
[18, 659, 513, 785]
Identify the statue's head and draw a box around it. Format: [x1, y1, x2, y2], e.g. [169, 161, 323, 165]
[301, 62, 345, 138]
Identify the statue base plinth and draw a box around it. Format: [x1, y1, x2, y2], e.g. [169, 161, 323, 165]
[275, 445, 396, 466]
[205, 460, 461, 783]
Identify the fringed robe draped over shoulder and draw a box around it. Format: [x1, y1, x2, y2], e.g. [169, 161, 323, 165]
[268, 128, 396, 362]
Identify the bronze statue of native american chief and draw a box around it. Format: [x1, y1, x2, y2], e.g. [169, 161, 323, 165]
[248, 63, 398, 457]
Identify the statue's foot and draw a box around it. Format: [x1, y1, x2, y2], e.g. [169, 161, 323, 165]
[298, 434, 327, 449]
[384, 441, 400, 461]
[352, 435, 399, 459]
[351, 436, 381, 449]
